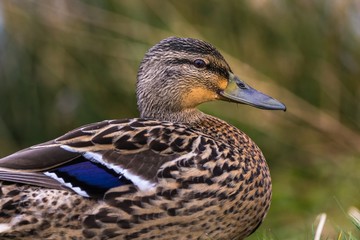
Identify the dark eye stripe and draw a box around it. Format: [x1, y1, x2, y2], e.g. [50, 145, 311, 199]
[207, 64, 229, 79]
[165, 59, 229, 79]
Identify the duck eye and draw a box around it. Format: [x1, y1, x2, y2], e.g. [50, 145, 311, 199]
[193, 59, 207, 68]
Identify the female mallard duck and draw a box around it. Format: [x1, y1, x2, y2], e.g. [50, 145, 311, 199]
[0, 37, 285, 240]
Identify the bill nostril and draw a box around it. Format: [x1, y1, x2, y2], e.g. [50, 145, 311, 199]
[236, 81, 247, 89]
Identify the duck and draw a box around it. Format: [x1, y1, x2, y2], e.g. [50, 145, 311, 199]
[0, 37, 285, 240]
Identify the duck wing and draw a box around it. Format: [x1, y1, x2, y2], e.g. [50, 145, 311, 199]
[0, 119, 201, 198]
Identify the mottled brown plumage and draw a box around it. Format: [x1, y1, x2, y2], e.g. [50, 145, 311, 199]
[0, 37, 285, 239]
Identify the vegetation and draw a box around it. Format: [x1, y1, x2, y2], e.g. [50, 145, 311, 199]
[0, 1, 359, 239]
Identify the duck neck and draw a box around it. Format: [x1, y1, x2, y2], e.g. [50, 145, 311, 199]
[140, 108, 206, 124]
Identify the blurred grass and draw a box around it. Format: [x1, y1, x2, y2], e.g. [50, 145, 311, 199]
[0, 0, 359, 239]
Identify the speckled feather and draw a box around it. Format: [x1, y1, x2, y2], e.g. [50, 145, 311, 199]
[0, 117, 270, 239]
[0, 37, 284, 240]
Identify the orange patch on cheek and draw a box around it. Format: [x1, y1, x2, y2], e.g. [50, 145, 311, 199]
[217, 76, 229, 90]
[181, 87, 218, 108]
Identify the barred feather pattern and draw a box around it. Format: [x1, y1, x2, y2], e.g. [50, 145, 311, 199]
[0, 116, 271, 240]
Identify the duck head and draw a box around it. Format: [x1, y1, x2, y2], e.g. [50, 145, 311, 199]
[137, 37, 286, 122]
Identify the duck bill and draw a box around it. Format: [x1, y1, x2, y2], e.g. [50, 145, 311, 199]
[219, 73, 286, 111]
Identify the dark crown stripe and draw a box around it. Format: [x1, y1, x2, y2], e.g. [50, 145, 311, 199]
[158, 37, 224, 59]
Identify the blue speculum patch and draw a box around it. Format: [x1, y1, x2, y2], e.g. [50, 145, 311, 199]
[49, 157, 132, 197]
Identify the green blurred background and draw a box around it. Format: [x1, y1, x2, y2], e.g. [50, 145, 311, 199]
[0, 0, 359, 239]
